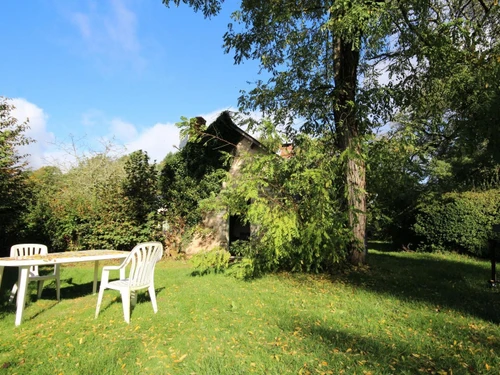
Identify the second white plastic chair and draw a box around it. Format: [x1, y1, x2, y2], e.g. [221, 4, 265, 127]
[9, 244, 61, 303]
[95, 242, 163, 323]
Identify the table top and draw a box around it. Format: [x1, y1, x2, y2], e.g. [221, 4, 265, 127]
[0, 250, 129, 267]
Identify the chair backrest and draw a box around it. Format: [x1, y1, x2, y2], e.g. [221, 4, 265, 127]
[10, 244, 48, 276]
[125, 242, 163, 287]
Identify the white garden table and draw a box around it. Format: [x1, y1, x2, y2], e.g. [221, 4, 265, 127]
[0, 250, 129, 326]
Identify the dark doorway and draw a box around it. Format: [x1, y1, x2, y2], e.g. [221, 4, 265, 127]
[229, 215, 250, 244]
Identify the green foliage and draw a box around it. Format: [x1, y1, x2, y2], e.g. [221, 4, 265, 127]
[163, 1, 500, 264]
[381, 0, 500, 191]
[226, 256, 255, 280]
[0, 97, 32, 254]
[159, 151, 226, 227]
[190, 247, 231, 275]
[19, 166, 63, 247]
[198, 122, 352, 274]
[366, 129, 428, 247]
[414, 190, 500, 256]
[122, 150, 158, 222]
[163, 1, 397, 264]
[159, 113, 241, 228]
[22, 148, 163, 252]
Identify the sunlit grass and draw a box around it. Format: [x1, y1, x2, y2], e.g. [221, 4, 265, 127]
[1, 250, 500, 374]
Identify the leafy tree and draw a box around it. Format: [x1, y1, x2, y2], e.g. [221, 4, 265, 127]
[196, 125, 351, 275]
[0, 97, 32, 254]
[366, 129, 428, 248]
[380, 0, 500, 190]
[162, 0, 394, 265]
[365, 0, 500, 247]
[20, 166, 64, 248]
[23, 148, 163, 252]
[163, 1, 500, 263]
[122, 150, 158, 223]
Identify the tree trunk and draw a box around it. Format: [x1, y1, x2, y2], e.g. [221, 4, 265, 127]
[346, 152, 367, 265]
[333, 36, 367, 265]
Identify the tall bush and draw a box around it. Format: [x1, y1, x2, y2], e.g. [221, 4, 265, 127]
[197, 126, 352, 275]
[0, 97, 32, 255]
[159, 123, 229, 228]
[414, 190, 500, 256]
[23, 151, 163, 252]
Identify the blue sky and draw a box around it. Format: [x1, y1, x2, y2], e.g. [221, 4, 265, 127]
[1, 0, 264, 169]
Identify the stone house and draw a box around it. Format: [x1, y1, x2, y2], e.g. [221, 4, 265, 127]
[183, 111, 266, 254]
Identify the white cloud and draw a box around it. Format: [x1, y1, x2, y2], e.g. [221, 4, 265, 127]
[110, 118, 138, 142]
[122, 122, 180, 163]
[72, 12, 91, 39]
[68, 0, 145, 70]
[9, 98, 56, 170]
[81, 109, 105, 127]
[6, 102, 264, 170]
[105, 0, 140, 53]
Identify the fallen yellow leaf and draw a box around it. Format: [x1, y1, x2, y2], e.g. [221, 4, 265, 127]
[174, 354, 187, 363]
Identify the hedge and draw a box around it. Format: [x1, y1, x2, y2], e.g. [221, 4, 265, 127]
[413, 189, 500, 257]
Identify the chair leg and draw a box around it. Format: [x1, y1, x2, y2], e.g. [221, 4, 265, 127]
[121, 289, 131, 324]
[9, 283, 18, 303]
[37, 281, 45, 299]
[148, 284, 158, 313]
[131, 291, 137, 308]
[55, 265, 61, 301]
[95, 285, 105, 319]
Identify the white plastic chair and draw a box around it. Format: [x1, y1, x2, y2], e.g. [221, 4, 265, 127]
[9, 244, 61, 303]
[95, 242, 163, 323]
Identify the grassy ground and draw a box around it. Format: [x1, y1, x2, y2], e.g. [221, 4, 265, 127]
[1, 249, 499, 375]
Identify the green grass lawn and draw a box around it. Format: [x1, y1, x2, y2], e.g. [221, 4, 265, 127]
[1, 249, 500, 375]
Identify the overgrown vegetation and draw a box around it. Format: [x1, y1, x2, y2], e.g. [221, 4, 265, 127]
[3, 139, 165, 255]
[0, 97, 32, 252]
[2, 1, 500, 271]
[193, 124, 352, 275]
[162, 0, 500, 264]
[191, 247, 231, 275]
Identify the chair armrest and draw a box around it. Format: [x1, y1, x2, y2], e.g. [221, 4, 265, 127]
[102, 265, 127, 280]
[102, 265, 122, 271]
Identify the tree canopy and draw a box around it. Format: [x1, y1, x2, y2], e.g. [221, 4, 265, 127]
[162, 0, 500, 262]
[0, 97, 32, 254]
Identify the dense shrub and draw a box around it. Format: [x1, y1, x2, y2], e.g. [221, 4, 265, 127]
[190, 247, 231, 275]
[198, 131, 352, 275]
[414, 190, 500, 256]
[21, 151, 164, 252]
[159, 151, 225, 227]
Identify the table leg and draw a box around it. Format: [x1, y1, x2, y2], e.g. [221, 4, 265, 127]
[0, 266, 4, 290]
[55, 264, 61, 301]
[93, 260, 99, 294]
[15, 266, 30, 326]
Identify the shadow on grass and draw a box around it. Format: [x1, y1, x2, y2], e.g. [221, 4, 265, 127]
[0, 275, 165, 319]
[94, 286, 166, 318]
[278, 312, 497, 374]
[341, 251, 500, 323]
[367, 241, 398, 252]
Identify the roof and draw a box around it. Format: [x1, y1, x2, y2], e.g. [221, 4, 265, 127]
[202, 111, 264, 151]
